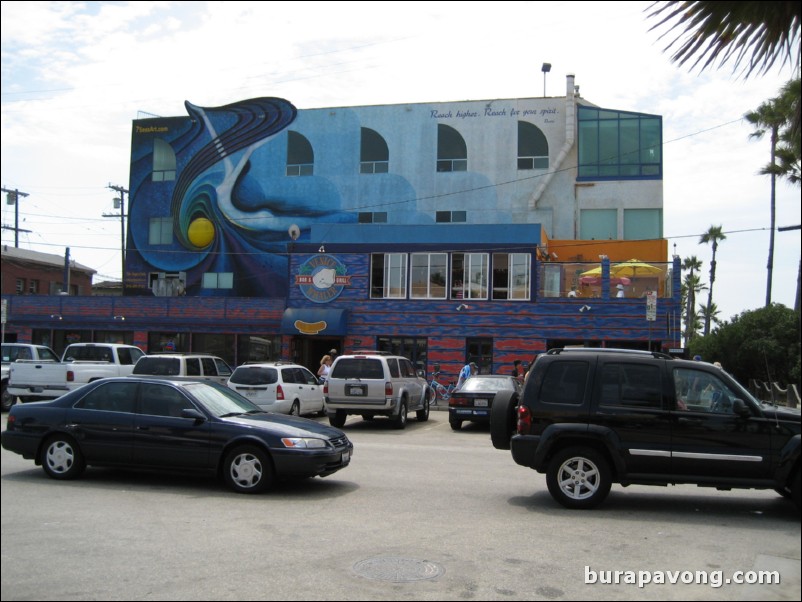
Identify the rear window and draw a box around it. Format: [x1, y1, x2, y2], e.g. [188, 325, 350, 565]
[331, 358, 385, 380]
[461, 377, 516, 392]
[65, 346, 114, 362]
[229, 366, 278, 385]
[134, 357, 181, 376]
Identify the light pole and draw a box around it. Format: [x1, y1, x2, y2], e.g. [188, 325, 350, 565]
[1, 187, 31, 247]
[103, 184, 128, 292]
[541, 63, 551, 97]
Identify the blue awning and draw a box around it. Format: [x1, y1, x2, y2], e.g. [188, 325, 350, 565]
[280, 308, 348, 336]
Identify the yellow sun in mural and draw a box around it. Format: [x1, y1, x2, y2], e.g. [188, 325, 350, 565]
[187, 217, 215, 247]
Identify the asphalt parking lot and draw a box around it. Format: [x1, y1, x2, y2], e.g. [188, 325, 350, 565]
[1, 410, 800, 601]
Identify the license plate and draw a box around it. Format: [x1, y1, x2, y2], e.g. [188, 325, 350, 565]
[342, 450, 350, 463]
[349, 386, 364, 396]
[474, 398, 488, 407]
[243, 389, 256, 397]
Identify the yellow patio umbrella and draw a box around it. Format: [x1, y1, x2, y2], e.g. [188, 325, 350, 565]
[610, 259, 663, 278]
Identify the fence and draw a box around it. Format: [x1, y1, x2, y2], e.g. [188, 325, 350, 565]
[749, 380, 800, 408]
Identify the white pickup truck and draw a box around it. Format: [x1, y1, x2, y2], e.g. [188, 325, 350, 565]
[7, 343, 145, 403]
[2, 343, 61, 411]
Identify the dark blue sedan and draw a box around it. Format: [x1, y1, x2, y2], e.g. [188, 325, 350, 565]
[1, 377, 353, 493]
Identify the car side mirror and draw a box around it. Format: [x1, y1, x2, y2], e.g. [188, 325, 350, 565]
[181, 408, 206, 423]
[732, 399, 750, 418]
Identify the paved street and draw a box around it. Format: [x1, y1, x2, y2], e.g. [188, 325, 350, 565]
[1, 410, 800, 601]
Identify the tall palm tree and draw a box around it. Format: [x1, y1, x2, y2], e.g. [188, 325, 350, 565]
[681, 271, 707, 343]
[647, 1, 801, 137]
[697, 301, 722, 332]
[746, 97, 786, 306]
[699, 225, 726, 335]
[682, 256, 703, 342]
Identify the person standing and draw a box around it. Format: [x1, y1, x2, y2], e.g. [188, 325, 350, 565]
[317, 354, 332, 383]
[456, 361, 477, 390]
[512, 360, 525, 383]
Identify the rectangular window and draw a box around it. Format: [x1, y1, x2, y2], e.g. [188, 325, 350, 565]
[599, 363, 663, 409]
[28, 280, 40, 294]
[624, 208, 663, 240]
[377, 337, 428, 372]
[15, 279, 25, 294]
[286, 164, 313, 176]
[436, 211, 467, 223]
[466, 337, 493, 375]
[360, 161, 389, 174]
[202, 272, 234, 289]
[539, 361, 589, 405]
[580, 209, 618, 240]
[358, 212, 388, 223]
[149, 217, 173, 245]
[492, 253, 531, 300]
[451, 253, 488, 300]
[370, 253, 407, 299]
[410, 253, 448, 299]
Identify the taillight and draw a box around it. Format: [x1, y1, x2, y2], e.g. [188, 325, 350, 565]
[449, 395, 468, 407]
[323, 382, 328, 395]
[385, 381, 393, 397]
[6, 415, 15, 430]
[517, 405, 532, 434]
[66, 370, 74, 382]
[276, 384, 285, 400]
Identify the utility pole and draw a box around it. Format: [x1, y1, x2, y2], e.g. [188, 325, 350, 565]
[103, 184, 128, 291]
[1, 187, 31, 247]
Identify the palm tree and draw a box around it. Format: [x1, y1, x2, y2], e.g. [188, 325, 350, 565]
[682, 256, 703, 342]
[746, 77, 800, 306]
[699, 225, 726, 336]
[697, 301, 722, 332]
[647, 1, 802, 137]
[682, 271, 707, 343]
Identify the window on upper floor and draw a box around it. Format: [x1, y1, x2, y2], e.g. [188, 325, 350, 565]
[410, 253, 448, 299]
[370, 253, 407, 299]
[580, 209, 618, 240]
[492, 253, 531, 300]
[451, 253, 488, 300]
[149, 217, 173, 245]
[436, 211, 467, 223]
[202, 272, 233, 289]
[624, 208, 663, 240]
[286, 131, 314, 176]
[517, 121, 549, 170]
[29, 279, 40, 294]
[152, 139, 176, 182]
[360, 128, 389, 174]
[15, 278, 25, 295]
[577, 106, 662, 180]
[358, 212, 388, 224]
[437, 124, 467, 172]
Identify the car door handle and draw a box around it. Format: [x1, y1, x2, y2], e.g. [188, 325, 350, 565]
[136, 425, 150, 431]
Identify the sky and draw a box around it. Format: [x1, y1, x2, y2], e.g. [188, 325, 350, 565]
[1, 1, 800, 325]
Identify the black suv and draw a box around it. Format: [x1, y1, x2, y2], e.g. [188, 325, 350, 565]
[490, 348, 801, 511]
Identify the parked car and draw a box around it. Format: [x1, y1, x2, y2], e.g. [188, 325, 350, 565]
[448, 374, 522, 431]
[1, 377, 353, 494]
[133, 353, 232, 384]
[227, 361, 326, 416]
[2, 344, 60, 411]
[490, 348, 801, 510]
[324, 351, 430, 429]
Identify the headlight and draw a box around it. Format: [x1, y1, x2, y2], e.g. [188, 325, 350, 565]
[281, 437, 328, 449]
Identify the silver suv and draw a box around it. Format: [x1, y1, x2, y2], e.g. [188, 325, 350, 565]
[133, 354, 232, 385]
[227, 361, 326, 416]
[324, 352, 430, 429]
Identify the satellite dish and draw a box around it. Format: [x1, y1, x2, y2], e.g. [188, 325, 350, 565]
[288, 224, 300, 241]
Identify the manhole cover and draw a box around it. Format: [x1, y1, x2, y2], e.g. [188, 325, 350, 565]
[353, 557, 445, 582]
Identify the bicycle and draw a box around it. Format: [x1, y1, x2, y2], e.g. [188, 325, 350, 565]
[428, 371, 457, 404]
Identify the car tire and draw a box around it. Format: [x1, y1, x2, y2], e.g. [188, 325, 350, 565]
[289, 401, 300, 416]
[546, 446, 612, 510]
[41, 435, 86, 480]
[223, 445, 273, 494]
[1, 382, 15, 412]
[490, 390, 518, 450]
[329, 410, 347, 428]
[393, 400, 407, 429]
[449, 417, 462, 431]
[416, 397, 429, 422]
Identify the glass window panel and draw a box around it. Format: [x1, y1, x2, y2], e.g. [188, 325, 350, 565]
[624, 209, 663, 240]
[580, 209, 617, 240]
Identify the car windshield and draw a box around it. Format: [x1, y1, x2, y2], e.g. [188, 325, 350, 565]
[460, 377, 515, 392]
[184, 382, 262, 417]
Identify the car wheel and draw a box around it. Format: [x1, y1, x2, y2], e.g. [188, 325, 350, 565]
[416, 397, 430, 422]
[329, 410, 347, 428]
[1, 382, 15, 412]
[490, 390, 518, 450]
[449, 417, 462, 431]
[546, 447, 611, 509]
[393, 400, 408, 429]
[223, 445, 273, 494]
[289, 401, 300, 416]
[41, 435, 86, 480]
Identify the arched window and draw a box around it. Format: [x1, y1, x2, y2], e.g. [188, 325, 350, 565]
[437, 124, 467, 172]
[360, 128, 389, 174]
[152, 139, 176, 182]
[517, 121, 548, 170]
[286, 131, 314, 176]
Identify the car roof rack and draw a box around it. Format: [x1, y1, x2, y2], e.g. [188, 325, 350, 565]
[349, 350, 392, 355]
[547, 348, 673, 360]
